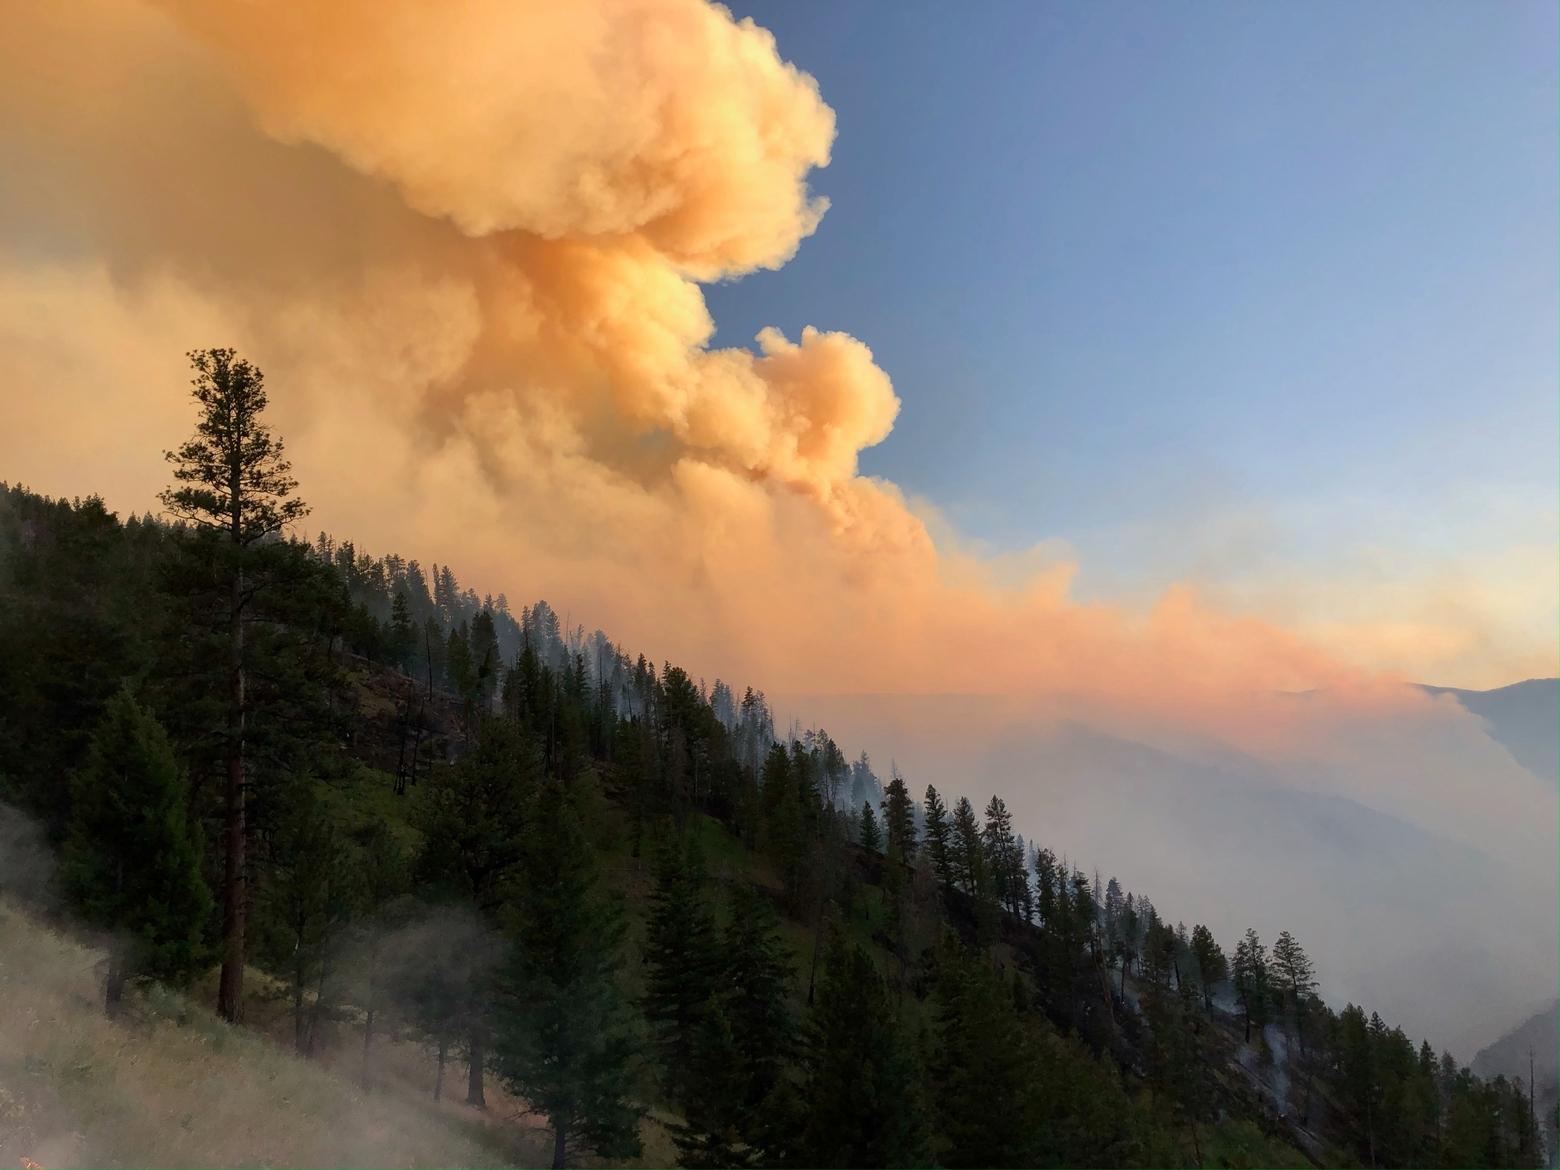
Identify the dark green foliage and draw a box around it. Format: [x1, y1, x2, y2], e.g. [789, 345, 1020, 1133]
[879, 771, 916, 864]
[1189, 922, 1227, 1011]
[1232, 927, 1271, 1042]
[922, 784, 953, 892]
[493, 780, 643, 1168]
[254, 774, 360, 1054]
[158, 348, 313, 1024]
[671, 883, 795, 1164]
[858, 799, 882, 852]
[718, 884, 796, 1111]
[982, 794, 1027, 919]
[643, 830, 721, 1102]
[950, 796, 986, 897]
[670, 1004, 753, 1168]
[1271, 928, 1316, 1025]
[60, 689, 211, 1012]
[159, 348, 308, 544]
[785, 935, 927, 1168]
[0, 491, 156, 836]
[414, 718, 537, 913]
[929, 940, 1050, 1166]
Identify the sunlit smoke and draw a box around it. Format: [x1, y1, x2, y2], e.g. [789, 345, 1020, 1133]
[0, 0, 1552, 1056]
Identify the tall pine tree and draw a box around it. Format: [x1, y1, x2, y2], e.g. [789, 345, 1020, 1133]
[159, 347, 308, 1022]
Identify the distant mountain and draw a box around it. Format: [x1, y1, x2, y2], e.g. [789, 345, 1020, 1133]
[1422, 679, 1558, 784]
[1473, 999, 1558, 1159]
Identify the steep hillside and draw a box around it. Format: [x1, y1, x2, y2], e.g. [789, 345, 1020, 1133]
[2, 482, 1547, 1170]
[1474, 1000, 1559, 1161]
[0, 896, 543, 1168]
[1422, 679, 1559, 784]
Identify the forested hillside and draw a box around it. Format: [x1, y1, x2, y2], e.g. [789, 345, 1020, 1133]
[0, 352, 1548, 1169]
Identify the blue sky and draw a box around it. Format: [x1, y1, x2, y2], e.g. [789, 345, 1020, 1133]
[712, 1, 1557, 612]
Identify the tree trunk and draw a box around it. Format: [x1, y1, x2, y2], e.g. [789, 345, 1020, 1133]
[218, 560, 247, 1023]
[466, 1024, 486, 1108]
[306, 959, 331, 1057]
[434, 1034, 448, 1101]
[361, 1006, 375, 1090]
[293, 953, 307, 1054]
[806, 881, 826, 1006]
[551, 1122, 567, 1170]
[393, 683, 411, 796]
[104, 946, 126, 1017]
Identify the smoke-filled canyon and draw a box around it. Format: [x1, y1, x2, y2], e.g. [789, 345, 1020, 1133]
[0, 0, 1553, 1061]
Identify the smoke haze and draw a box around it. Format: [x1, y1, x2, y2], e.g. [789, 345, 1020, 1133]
[0, 0, 1553, 1057]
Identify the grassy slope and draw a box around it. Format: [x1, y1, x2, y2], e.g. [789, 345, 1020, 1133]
[0, 896, 547, 1169]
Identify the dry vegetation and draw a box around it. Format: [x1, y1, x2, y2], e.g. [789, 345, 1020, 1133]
[0, 896, 546, 1169]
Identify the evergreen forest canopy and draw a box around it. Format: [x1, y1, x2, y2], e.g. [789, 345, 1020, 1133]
[0, 349, 1549, 1169]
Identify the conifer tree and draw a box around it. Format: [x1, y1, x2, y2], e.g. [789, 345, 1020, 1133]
[415, 717, 538, 1105]
[644, 831, 721, 1101]
[880, 770, 917, 864]
[1231, 928, 1270, 1042]
[494, 780, 643, 1169]
[1189, 923, 1227, 1012]
[982, 794, 1021, 917]
[255, 775, 360, 1055]
[951, 796, 985, 895]
[859, 800, 883, 852]
[61, 689, 212, 1015]
[1271, 929, 1317, 1026]
[789, 935, 927, 1167]
[923, 784, 954, 892]
[389, 589, 416, 671]
[670, 1004, 751, 1168]
[930, 938, 1050, 1167]
[719, 883, 796, 1111]
[160, 347, 308, 1022]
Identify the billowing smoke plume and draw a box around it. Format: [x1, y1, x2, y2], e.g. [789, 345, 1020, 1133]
[0, 0, 1552, 1053]
[0, 0, 1368, 709]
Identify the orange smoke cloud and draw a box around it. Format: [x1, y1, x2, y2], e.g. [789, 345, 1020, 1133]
[1, 0, 1551, 1056]
[0, 0, 1503, 721]
[158, 0, 836, 278]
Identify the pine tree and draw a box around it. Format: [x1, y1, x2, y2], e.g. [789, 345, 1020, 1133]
[643, 831, 721, 1102]
[858, 800, 883, 852]
[880, 769, 917, 864]
[950, 796, 985, 895]
[494, 779, 643, 1169]
[1231, 928, 1270, 1043]
[930, 938, 1050, 1167]
[719, 883, 795, 1111]
[389, 589, 416, 672]
[415, 717, 539, 1105]
[254, 775, 360, 1055]
[1271, 929, 1317, 1025]
[787, 935, 927, 1167]
[1189, 923, 1227, 1012]
[159, 347, 308, 1023]
[60, 689, 212, 1015]
[982, 794, 1020, 917]
[923, 784, 954, 892]
[670, 1004, 751, 1168]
